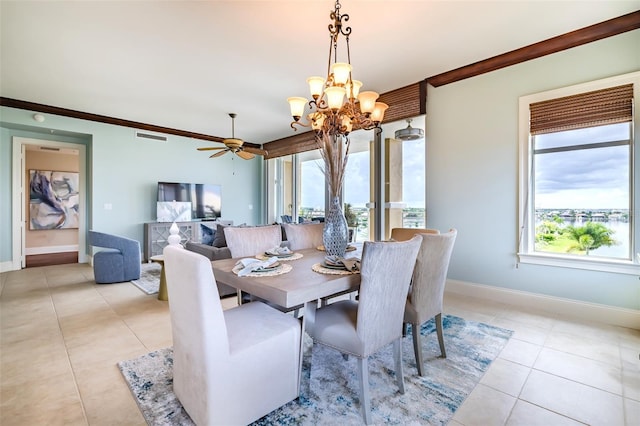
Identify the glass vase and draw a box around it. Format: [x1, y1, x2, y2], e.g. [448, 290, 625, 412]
[323, 196, 349, 258]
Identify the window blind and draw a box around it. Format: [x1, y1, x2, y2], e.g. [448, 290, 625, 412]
[529, 83, 633, 135]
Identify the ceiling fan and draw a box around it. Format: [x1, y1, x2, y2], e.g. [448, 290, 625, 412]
[197, 113, 265, 160]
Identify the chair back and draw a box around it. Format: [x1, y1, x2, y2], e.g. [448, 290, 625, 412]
[282, 223, 323, 250]
[410, 229, 457, 323]
[224, 225, 282, 258]
[163, 246, 229, 393]
[356, 236, 421, 357]
[390, 227, 439, 241]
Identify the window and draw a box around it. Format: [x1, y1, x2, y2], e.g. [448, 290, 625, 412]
[518, 72, 639, 274]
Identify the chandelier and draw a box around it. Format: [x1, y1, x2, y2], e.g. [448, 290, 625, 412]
[287, 0, 389, 137]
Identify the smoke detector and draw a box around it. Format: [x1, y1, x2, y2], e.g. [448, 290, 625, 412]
[395, 119, 424, 141]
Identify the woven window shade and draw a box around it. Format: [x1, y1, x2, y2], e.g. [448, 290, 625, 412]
[530, 83, 633, 135]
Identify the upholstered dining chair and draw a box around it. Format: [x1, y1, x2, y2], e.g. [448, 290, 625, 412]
[404, 229, 457, 376]
[307, 236, 422, 424]
[282, 223, 324, 250]
[224, 224, 301, 312]
[162, 245, 301, 425]
[390, 227, 439, 241]
[88, 230, 141, 284]
[224, 224, 282, 258]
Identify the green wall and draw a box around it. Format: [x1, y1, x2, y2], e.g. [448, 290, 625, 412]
[0, 107, 263, 267]
[426, 30, 640, 310]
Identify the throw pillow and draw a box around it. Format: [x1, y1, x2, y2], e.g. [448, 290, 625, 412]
[200, 223, 216, 246]
[212, 223, 229, 247]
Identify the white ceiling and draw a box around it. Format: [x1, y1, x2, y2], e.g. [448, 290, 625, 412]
[1, 1, 638, 146]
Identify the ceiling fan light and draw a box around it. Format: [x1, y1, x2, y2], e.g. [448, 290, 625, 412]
[223, 138, 243, 149]
[395, 118, 424, 140]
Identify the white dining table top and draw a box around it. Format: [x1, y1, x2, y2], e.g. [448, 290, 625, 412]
[211, 247, 362, 309]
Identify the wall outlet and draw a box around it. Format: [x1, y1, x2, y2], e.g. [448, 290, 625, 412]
[104, 203, 112, 210]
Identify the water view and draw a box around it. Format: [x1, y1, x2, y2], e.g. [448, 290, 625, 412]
[535, 209, 630, 259]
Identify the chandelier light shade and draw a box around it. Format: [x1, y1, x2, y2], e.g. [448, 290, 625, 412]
[288, 0, 388, 138]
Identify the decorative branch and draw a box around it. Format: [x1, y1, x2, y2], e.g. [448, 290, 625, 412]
[315, 132, 350, 197]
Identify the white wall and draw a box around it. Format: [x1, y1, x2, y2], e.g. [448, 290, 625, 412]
[426, 30, 640, 311]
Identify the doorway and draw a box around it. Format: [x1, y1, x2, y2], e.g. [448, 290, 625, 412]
[11, 137, 88, 269]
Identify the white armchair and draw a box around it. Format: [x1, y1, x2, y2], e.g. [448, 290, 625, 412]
[307, 236, 422, 424]
[163, 246, 301, 425]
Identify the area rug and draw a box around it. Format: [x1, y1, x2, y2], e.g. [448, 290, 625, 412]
[130, 262, 162, 295]
[118, 315, 512, 425]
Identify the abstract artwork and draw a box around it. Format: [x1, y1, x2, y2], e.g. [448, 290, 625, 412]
[156, 201, 192, 223]
[29, 170, 80, 230]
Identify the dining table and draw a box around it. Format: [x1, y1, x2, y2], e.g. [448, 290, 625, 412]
[211, 245, 362, 395]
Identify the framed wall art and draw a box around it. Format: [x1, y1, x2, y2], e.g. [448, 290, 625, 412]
[29, 169, 80, 230]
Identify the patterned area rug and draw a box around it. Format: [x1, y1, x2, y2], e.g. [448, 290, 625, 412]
[130, 262, 162, 295]
[118, 315, 512, 425]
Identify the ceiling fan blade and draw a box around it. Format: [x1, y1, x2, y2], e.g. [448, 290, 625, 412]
[210, 149, 229, 158]
[197, 146, 226, 151]
[243, 146, 267, 156]
[236, 150, 255, 160]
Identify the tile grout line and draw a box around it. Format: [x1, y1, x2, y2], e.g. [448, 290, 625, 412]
[45, 267, 90, 426]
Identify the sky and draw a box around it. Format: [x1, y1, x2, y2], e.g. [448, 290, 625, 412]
[534, 123, 630, 210]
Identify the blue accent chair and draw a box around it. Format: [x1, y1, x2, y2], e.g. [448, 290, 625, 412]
[88, 230, 141, 284]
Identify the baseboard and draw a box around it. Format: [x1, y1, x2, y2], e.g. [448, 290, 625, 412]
[0, 261, 16, 273]
[25, 245, 79, 255]
[445, 279, 640, 330]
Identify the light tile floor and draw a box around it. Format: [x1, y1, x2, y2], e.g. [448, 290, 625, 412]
[1, 263, 638, 425]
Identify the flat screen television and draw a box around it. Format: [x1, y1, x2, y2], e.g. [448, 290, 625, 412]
[157, 182, 222, 220]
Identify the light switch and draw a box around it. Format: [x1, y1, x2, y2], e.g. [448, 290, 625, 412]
[248, 204, 253, 210]
[104, 203, 112, 210]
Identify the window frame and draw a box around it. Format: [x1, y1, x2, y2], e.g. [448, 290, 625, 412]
[518, 71, 640, 275]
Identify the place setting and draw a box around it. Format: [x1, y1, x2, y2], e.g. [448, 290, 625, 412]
[312, 254, 361, 275]
[316, 244, 357, 252]
[232, 256, 292, 277]
[255, 246, 303, 261]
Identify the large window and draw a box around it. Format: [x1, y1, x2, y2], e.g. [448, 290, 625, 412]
[518, 72, 639, 274]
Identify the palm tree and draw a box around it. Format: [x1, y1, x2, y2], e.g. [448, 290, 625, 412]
[563, 222, 617, 255]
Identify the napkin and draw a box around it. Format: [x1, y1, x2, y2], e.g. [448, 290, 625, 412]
[236, 256, 279, 276]
[265, 246, 293, 256]
[325, 255, 361, 272]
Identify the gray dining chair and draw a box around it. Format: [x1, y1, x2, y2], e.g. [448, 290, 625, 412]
[404, 229, 457, 376]
[307, 236, 422, 424]
[224, 224, 283, 258]
[225, 224, 301, 314]
[282, 222, 324, 250]
[163, 245, 301, 425]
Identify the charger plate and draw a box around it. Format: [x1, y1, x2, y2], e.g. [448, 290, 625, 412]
[312, 263, 360, 275]
[232, 263, 293, 277]
[255, 252, 303, 261]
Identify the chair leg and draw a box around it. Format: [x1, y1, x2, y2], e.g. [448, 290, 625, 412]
[402, 322, 408, 337]
[393, 338, 405, 394]
[412, 322, 424, 376]
[435, 313, 447, 358]
[357, 357, 372, 425]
